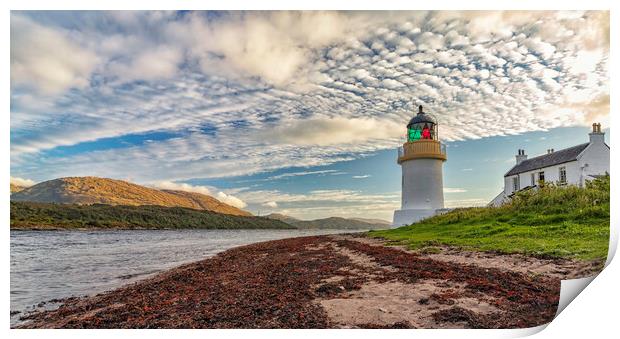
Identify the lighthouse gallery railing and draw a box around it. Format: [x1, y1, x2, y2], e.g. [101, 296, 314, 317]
[397, 140, 447, 163]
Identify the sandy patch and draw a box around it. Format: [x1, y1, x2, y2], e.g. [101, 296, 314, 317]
[317, 236, 505, 328]
[330, 243, 397, 272]
[318, 280, 500, 328]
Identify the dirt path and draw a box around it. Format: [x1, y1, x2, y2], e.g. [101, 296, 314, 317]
[17, 234, 598, 329]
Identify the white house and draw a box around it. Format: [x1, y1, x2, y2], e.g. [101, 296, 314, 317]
[489, 123, 609, 206]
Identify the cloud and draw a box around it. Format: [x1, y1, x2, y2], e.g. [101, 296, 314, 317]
[263, 201, 278, 208]
[261, 117, 402, 146]
[216, 191, 247, 209]
[236, 188, 400, 220]
[558, 94, 610, 126]
[152, 181, 212, 195]
[237, 188, 399, 205]
[152, 180, 247, 209]
[267, 169, 341, 180]
[107, 45, 183, 83]
[10, 176, 35, 187]
[11, 15, 98, 94]
[352, 175, 371, 179]
[444, 187, 467, 193]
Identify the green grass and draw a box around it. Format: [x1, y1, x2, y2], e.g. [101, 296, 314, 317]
[369, 175, 610, 261]
[10, 201, 295, 230]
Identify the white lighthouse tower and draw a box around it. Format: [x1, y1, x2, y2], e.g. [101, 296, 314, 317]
[392, 105, 447, 228]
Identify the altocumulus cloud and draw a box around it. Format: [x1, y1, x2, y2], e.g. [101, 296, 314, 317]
[10, 11, 609, 186]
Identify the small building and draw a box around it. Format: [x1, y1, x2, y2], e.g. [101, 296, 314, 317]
[489, 123, 610, 206]
[392, 105, 447, 227]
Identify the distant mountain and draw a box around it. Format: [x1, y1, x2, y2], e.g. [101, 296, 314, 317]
[264, 213, 301, 225]
[11, 176, 251, 216]
[10, 183, 26, 193]
[349, 217, 391, 225]
[265, 213, 391, 230]
[292, 217, 391, 230]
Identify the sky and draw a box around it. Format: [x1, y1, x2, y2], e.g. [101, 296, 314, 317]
[10, 11, 610, 221]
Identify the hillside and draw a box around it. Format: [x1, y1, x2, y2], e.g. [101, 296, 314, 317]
[369, 175, 610, 260]
[10, 177, 251, 216]
[265, 213, 391, 230]
[10, 201, 292, 230]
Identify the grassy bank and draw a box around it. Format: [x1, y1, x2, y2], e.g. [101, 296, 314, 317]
[369, 176, 610, 260]
[10, 201, 294, 230]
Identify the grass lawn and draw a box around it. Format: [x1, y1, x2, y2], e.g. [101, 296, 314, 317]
[369, 176, 610, 261]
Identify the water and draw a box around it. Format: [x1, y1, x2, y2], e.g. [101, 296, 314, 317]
[10, 229, 353, 325]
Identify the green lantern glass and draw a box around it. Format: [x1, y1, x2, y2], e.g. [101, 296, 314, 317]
[408, 128, 421, 142]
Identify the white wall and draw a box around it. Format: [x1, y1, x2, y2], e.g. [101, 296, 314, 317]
[392, 209, 438, 227]
[504, 161, 581, 195]
[578, 142, 610, 186]
[401, 158, 445, 210]
[488, 191, 507, 207]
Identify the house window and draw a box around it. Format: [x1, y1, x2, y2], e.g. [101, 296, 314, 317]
[531, 173, 535, 186]
[538, 171, 545, 185]
[512, 176, 519, 192]
[559, 167, 567, 185]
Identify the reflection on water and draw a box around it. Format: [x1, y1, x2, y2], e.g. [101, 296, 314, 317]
[10, 229, 353, 325]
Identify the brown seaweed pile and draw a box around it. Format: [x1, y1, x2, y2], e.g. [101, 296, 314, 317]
[18, 235, 561, 329]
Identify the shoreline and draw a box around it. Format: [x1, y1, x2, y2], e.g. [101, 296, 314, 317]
[11, 226, 377, 231]
[11, 226, 379, 231]
[9, 225, 297, 231]
[16, 234, 602, 329]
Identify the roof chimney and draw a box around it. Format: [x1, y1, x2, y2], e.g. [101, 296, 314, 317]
[516, 149, 527, 165]
[589, 122, 604, 144]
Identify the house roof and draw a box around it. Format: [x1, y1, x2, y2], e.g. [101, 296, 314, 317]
[505, 143, 589, 177]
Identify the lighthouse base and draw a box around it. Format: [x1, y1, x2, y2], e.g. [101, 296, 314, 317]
[392, 208, 440, 228]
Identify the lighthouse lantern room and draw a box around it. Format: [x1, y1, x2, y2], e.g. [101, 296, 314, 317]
[392, 105, 447, 227]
